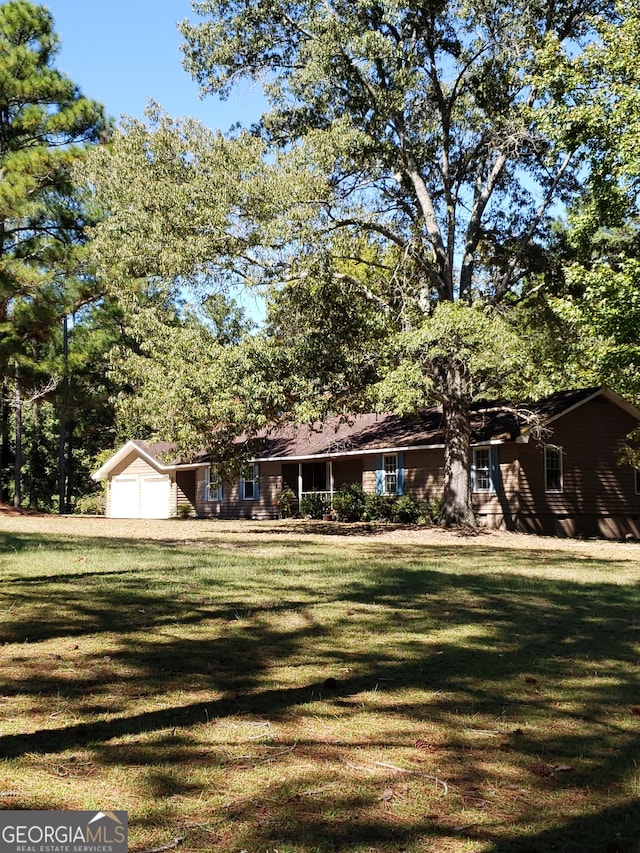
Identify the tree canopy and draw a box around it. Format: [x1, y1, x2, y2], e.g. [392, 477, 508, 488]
[0, 1, 110, 508]
[79, 0, 640, 523]
[181, 0, 624, 522]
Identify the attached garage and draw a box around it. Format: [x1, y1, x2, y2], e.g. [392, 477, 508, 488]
[140, 475, 172, 518]
[110, 476, 139, 518]
[93, 440, 196, 520]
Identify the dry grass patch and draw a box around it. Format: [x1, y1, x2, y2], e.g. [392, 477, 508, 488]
[1, 517, 640, 852]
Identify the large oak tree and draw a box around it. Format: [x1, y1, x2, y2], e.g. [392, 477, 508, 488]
[179, 0, 621, 524]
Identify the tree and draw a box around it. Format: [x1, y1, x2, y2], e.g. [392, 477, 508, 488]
[537, 0, 640, 406]
[0, 1, 108, 505]
[177, 0, 622, 524]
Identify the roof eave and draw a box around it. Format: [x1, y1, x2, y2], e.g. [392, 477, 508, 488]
[545, 387, 640, 426]
[91, 441, 180, 480]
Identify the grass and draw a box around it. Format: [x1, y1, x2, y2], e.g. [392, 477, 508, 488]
[1, 516, 640, 852]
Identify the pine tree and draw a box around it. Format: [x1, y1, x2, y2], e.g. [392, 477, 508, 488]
[0, 1, 108, 505]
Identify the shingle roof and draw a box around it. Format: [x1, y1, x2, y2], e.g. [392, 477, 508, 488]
[130, 440, 176, 462]
[112, 387, 627, 470]
[250, 387, 606, 460]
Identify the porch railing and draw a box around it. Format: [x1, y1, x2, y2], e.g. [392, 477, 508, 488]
[299, 490, 333, 506]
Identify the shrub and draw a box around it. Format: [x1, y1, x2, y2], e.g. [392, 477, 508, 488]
[420, 496, 443, 524]
[332, 483, 366, 522]
[363, 493, 396, 522]
[275, 487, 297, 518]
[300, 492, 329, 519]
[391, 494, 421, 524]
[73, 492, 105, 515]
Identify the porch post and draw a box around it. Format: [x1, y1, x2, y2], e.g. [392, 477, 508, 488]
[298, 463, 303, 503]
[329, 460, 334, 503]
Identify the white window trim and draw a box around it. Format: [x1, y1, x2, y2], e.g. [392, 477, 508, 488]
[240, 463, 259, 501]
[544, 445, 564, 493]
[472, 447, 492, 493]
[382, 453, 398, 495]
[205, 467, 222, 502]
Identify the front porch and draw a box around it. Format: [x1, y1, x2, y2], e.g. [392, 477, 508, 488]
[282, 458, 363, 510]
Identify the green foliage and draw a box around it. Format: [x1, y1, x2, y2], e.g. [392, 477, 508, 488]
[362, 493, 396, 523]
[299, 492, 329, 519]
[0, 1, 111, 508]
[391, 494, 421, 525]
[85, 0, 633, 527]
[175, 0, 623, 528]
[274, 487, 296, 518]
[331, 482, 366, 522]
[73, 491, 105, 516]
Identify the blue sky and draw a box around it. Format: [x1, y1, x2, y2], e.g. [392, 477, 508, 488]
[43, 1, 269, 322]
[44, 1, 266, 131]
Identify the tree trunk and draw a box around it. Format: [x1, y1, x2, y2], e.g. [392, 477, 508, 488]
[57, 404, 67, 514]
[65, 420, 74, 513]
[439, 363, 475, 527]
[58, 314, 69, 514]
[28, 400, 40, 510]
[1, 376, 9, 504]
[13, 370, 22, 509]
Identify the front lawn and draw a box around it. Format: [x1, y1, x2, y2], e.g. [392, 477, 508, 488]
[1, 517, 639, 852]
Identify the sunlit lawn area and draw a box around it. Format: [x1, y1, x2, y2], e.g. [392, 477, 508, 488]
[1, 515, 639, 852]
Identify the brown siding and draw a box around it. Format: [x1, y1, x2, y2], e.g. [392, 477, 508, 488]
[517, 397, 640, 537]
[403, 449, 444, 500]
[473, 444, 520, 530]
[195, 462, 281, 520]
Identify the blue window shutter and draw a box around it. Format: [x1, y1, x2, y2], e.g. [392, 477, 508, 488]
[490, 446, 501, 494]
[397, 452, 404, 496]
[470, 451, 476, 492]
[254, 464, 260, 500]
[376, 455, 383, 495]
[238, 478, 245, 500]
[217, 481, 223, 502]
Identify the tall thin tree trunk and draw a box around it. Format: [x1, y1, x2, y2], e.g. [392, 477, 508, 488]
[58, 314, 68, 514]
[13, 367, 22, 509]
[439, 362, 475, 527]
[28, 400, 39, 510]
[65, 420, 74, 513]
[1, 375, 9, 504]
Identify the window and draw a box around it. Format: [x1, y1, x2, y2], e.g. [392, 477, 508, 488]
[301, 462, 327, 493]
[240, 463, 259, 500]
[205, 468, 222, 502]
[635, 468, 640, 495]
[472, 448, 492, 492]
[545, 445, 563, 493]
[383, 453, 398, 495]
[376, 453, 404, 495]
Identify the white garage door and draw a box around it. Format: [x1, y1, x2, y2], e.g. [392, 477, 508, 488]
[110, 477, 139, 518]
[140, 475, 171, 518]
[110, 474, 172, 518]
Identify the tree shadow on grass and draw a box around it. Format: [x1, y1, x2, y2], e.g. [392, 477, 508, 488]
[2, 531, 640, 851]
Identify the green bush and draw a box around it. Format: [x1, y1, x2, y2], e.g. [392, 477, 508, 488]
[391, 494, 421, 524]
[363, 493, 396, 522]
[73, 492, 105, 515]
[275, 487, 297, 518]
[332, 483, 366, 522]
[420, 496, 443, 524]
[300, 492, 329, 519]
